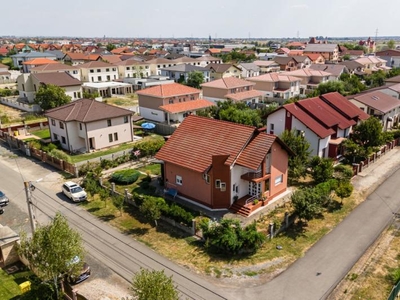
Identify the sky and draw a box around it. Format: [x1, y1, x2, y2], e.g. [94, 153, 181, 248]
[2, 0, 399, 39]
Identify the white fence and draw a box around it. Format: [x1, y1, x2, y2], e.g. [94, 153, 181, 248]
[0, 96, 42, 113]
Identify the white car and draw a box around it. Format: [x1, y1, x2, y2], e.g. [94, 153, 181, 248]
[62, 182, 87, 202]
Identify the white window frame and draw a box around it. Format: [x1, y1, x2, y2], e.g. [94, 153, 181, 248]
[215, 179, 221, 188]
[176, 175, 183, 185]
[275, 174, 283, 186]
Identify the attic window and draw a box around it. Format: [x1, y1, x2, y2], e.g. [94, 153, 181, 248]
[203, 174, 210, 184]
[215, 179, 221, 188]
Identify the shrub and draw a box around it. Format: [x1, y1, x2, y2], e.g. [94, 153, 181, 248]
[82, 176, 101, 196]
[132, 138, 165, 157]
[163, 203, 194, 226]
[28, 140, 42, 150]
[334, 164, 354, 181]
[79, 161, 100, 177]
[111, 169, 140, 185]
[49, 149, 72, 163]
[100, 158, 114, 169]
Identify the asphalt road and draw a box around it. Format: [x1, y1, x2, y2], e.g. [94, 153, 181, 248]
[2, 144, 400, 300]
[0, 150, 230, 300]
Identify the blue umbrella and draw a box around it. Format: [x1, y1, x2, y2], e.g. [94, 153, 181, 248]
[141, 122, 156, 130]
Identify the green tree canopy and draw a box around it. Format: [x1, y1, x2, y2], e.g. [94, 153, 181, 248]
[309, 156, 334, 184]
[34, 84, 71, 110]
[387, 40, 396, 50]
[131, 268, 179, 300]
[186, 71, 204, 88]
[18, 212, 85, 297]
[290, 188, 323, 222]
[106, 43, 117, 51]
[316, 81, 346, 96]
[279, 129, 311, 182]
[351, 117, 384, 149]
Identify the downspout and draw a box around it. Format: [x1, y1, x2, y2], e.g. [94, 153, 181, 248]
[85, 123, 89, 152]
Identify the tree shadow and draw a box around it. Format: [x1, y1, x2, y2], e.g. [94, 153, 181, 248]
[98, 214, 115, 222]
[124, 227, 149, 236]
[282, 220, 307, 241]
[87, 207, 101, 213]
[326, 200, 343, 213]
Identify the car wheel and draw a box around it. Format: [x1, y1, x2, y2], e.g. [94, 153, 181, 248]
[0, 209, 4, 215]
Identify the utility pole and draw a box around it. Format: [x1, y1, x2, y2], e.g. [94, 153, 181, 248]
[24, 181, 36, 235]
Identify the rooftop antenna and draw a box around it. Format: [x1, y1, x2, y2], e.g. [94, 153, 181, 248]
[375, 28, 378, 42]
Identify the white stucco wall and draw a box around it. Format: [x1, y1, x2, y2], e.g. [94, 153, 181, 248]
[266, 109, 286, 135]
[139, 107, 165, 122]
[231, 165, 255, 205]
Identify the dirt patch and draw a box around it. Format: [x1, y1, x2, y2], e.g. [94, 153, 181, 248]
[0, 103, 28, 121]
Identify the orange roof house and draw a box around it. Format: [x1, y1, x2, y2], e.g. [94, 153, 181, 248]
[155, 115, 291, 213]
[137, 83, 204, 124]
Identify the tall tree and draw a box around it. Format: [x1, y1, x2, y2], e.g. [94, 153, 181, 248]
[106, 43, 116, 51]
[18, 212, 85, 298]
[279, 129, 311, 182]
[186, 71, 204, 88]
[131, 268, 179, 300]
[291, 188, 323, 223]
[309, 156, 334, 184]
[316, 81, 346, 96]
[351, 117, 384, 149]
[34, 84, 71, 110]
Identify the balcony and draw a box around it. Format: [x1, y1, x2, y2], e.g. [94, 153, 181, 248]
[241, 171, 271, 183]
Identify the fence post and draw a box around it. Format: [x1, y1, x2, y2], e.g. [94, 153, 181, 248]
[99, 177, 103, 187]
[269, 222, 274, 240]
[124, 189, 128, 203]
[285, 212, 289, 229]
[191, 219, 196, 236]
[111, 182, 115, 195]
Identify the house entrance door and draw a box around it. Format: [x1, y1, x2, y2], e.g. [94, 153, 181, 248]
[248, 182, 261, 197]
[89, 138, 95, 149]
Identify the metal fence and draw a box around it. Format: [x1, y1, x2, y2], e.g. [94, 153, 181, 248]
[387, 281, 400, 300]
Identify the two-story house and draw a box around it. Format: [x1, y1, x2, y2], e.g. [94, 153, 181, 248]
[309, 64, 350, 81]
[17, 72, 82, 102]
[201, 77, 263, 104]
[281, 68, 331, 95]
[62, 52, 101, 66]
[137, 83, 213, 123]
[160, 64, 210, 83]
[155, 115, 292, 214]
[44, 98, 134, 153]
[78, 61, 119, 82]
[253, 60, 281, 74]
[113, 59, 151, 78]
[303, 43, 339, 62]
[206, 63, 242, 80]
[11, 51, 57, 73]
[238, 63, 260, 78]
[273, 56, 298, 71]
[376, 49, 400, 68]
[354, 57, 390, 74]
[348, 91, 400, 131]
[195, 56, 222, 67]
[267, 92, 369, 159]
[30, 63, 81, 81]
[247, 73, 301, 102]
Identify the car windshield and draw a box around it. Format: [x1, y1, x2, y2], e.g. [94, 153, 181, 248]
[0, 191, 5, 198]
[70, 186, 83, 193]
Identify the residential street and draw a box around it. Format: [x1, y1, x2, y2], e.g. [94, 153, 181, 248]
[1, 143, 400, 299]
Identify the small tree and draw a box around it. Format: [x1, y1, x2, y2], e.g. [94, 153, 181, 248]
[112, 194, 125, 216]
[131, 268, 179, 300]
[139, 196, 164, 226]
[335, 181, 354, 203]
[186, 71, 204, 88]
[351, 117, 384, 149]
[99, 188, 110, 208]
[18, 213, 85, 299]
[34, 84, 71, 110]
[290, 188, 323, 223]
[310, 156, 334, 184]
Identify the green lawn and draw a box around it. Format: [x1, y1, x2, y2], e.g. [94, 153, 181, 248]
[137, 163, 161, 176]
[0, 265, 34, 299]
[30, 128, 50, 139]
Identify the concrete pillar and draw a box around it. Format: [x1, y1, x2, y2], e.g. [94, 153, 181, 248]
[269, 222, 274, 240]
[111, 182, 115, 195]
[99, 177, 103, 186]
[191, 219, 196, 236]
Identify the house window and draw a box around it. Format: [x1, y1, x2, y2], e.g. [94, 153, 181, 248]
[112, 68, 116, 71]
[275, 174, 283, 186]
[270, 123, 274, 134]
[78, 92, 81, 98]
[97, 76, 101, 81]
[61, 136, 66, 144]
[109, 133, 113, 142]
[106, 68, 110, 72]
[22, 84, 25, 91]
[34, 84, 37, 92]
[59, 122, 64, 129]
[176, 175, 183, 185]
[126, 67, 130, 70]
[97, 69, 101, 72]
[90, 69, 94, 73]
[203, 173, 210, 184]
[114, 132, 118, 141]
[79, 123, 82, 130]
[169, 99, 173, 104]
[215, 179, 221, 188]
[107, 75, 111, 81]
[51, 119, 55, 126]
[124, 116, 128, 123]
[53, 133, 58, 140]
[220, 182, 226, 191]
[74, 92, 77, 98]
[107, 119, 111, 126]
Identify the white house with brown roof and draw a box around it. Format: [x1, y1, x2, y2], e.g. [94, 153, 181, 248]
[17, 72, 82, 102]
[253, 60, 281, 74]
[77, 61, 119, 82]
[45, 98, 134, 153]
[353, 57, 390, 74]
[281, 68, 331, 95]
[206, 63, 242, 80]
[30, 63, 81, 80]
[137, 83, 212, 123]
[201, 77, 262, 104]
[348, 91, 400, 131]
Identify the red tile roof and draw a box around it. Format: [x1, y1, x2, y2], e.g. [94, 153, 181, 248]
[201, 77, 254, 89]
[78, 61, 114, 68]
[320, 92, 369, 120]
[159, 99, 215, 114]
[136, 83, 200, 98]
[45, 98, 132, 122]
[225, 90, 263, 101]
[284, 103, 335, 138]
[235, 133, 276, 170]
[155, 115, 256, 173]
[296, 97, 355, 129]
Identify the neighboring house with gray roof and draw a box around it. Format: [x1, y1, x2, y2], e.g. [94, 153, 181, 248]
[237, 62, 260, 78]
[290, 55, 312, 69]
[348, 91, 400, 131]
[304, 43, 339, 62]
[160, 64, 210, 82]
[11, 51, 57, 71]
[338, 60, 365, 75]
[17, 72, 82, 102]
[309, 64, 349, 81]
[45, 98, 134, 153]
